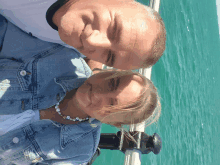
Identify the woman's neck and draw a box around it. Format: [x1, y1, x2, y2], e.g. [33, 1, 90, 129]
[58, 89, 89, 119]
[40, 89, 90, 125]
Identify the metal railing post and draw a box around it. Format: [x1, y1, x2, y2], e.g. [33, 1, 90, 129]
[124, 1, 161, 164]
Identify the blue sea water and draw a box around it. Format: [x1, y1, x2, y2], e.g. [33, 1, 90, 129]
[93, 0, 220, 165]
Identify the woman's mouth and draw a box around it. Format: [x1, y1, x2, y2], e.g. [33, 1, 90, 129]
[85, 83, 93, 106]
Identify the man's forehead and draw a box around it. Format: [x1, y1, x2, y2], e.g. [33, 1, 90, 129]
[112, 50, 144, 70]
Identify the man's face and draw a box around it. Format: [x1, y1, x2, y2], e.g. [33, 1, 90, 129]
[57, 0, 160, 69]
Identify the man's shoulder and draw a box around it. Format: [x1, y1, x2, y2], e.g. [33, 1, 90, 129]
[46, 0, 69, 31]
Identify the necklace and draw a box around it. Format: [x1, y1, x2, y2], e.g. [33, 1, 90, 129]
[55, 103, 90, 122]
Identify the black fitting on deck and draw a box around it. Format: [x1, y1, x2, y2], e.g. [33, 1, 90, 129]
[99, 131, 162, 155]
[87, 131, 162, 165]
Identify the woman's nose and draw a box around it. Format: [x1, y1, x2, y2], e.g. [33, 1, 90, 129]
[92, 92, 104, 106]
[84, 30, 111, 49]
[92, 86, 105, 103]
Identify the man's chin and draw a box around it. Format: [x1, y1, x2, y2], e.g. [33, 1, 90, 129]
[76, 45, 84, 51]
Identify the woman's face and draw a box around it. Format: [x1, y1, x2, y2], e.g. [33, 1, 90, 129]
[75, 71, 144, 123]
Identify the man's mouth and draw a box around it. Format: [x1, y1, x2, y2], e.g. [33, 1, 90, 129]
[77, 35, 84, 51]
[89, 83, 92, 101]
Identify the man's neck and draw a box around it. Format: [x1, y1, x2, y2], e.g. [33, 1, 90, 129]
[52, 0, 79, 28]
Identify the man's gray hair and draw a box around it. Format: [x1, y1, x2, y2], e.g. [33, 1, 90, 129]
[141, 6, 167, 68]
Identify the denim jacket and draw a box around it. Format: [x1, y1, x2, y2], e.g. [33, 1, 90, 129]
[0, 15, 101, 165]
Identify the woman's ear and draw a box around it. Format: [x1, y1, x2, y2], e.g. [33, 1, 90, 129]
[112, 122, 122, 128]
[97, 109, 112, 117]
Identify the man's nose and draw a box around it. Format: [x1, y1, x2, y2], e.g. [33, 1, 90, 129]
[84, 30, 111, 49]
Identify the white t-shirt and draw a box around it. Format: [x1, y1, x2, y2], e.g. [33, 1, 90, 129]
[0, 0, 60, 43]
[0, 0, 86, 57]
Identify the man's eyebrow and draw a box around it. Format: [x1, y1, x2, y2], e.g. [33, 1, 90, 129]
[111, 53, 116, 67]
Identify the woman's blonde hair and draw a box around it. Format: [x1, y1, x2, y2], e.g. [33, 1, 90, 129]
[92, 68, 161, 128]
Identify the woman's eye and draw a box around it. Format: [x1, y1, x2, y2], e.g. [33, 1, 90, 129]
[109, 78, 115, 91]
[107, 78, 115, 91]
[108, 77, 120, 92]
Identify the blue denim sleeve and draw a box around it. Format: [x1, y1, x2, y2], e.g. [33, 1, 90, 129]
[0, 14, 8, 51]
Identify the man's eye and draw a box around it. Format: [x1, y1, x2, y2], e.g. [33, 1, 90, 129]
[106, 51, 115, 67]
[106, 51, 112, 63]
[110, 53, 115, 67]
